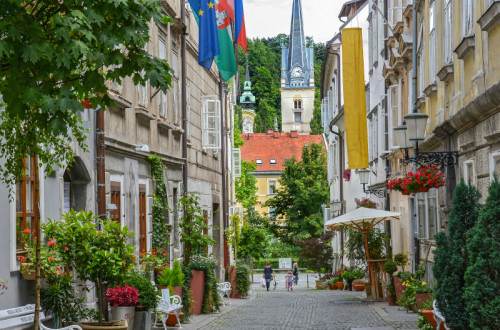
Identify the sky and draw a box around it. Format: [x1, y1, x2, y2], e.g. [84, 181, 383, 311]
[244, 0, 352, 44]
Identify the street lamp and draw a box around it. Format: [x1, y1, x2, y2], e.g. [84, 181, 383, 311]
[331, 200, 343, 217]
[356, 169, 385, 198]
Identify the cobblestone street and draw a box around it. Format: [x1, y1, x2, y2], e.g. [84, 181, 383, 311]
[181, 275, 418, 330]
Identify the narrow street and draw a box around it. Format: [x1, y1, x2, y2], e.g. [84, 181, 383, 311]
[182, 275, 418, 330]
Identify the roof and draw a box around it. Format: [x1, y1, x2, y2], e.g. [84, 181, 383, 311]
[240, 131, 325, 172]
[338, 0, 366, 19]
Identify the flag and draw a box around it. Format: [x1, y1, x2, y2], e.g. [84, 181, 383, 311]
[188, 0, 220, 69]
[218, 0, 247, 53]
[234, 0, 247, 52]
[214, 4, 237, 81]
[342, 28, 368, 169]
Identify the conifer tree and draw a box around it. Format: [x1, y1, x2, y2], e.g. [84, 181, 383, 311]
[464, 175, 500, 329]
[433, 179, 480, 329]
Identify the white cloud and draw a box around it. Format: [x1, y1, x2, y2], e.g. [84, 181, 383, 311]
[244, 0, 352, 43]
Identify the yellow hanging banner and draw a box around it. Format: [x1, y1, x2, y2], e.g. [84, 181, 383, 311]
[342, 28, 368, 170]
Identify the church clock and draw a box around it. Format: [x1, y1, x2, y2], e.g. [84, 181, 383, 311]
[291, 66, 303, 77]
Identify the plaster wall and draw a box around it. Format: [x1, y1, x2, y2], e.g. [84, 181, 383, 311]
[281, 88, 315, 133]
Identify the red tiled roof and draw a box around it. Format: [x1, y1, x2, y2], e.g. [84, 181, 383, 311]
[240, 131, 325, 172]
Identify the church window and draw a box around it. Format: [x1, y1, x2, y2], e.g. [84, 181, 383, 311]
[490, 151, 500, 181]
[294, 100, 302, 109]
[294, 112, 302, 123]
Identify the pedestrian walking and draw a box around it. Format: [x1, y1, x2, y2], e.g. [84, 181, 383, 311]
[286, 270, 295, 291]
[263, 261, 274, 291]
[293, 261, 299, 286]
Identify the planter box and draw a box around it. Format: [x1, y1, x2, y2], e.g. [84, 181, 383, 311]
[227, 267, 242, 298]
[20, 263, 46, 280]
[415, 292, 431, 310]
[422, 309, 446, 330]
[387, 294, 397, 306]
[189, 270, 205, 315]
[393, 277, 406, 302]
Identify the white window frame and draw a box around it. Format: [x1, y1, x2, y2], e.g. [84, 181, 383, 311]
[416, 189, 439, 240]
[489, 151, 500, 181]
[418, 19, 425, 95]
[201, 95, 221, 150]
[232, 148, 241, 179]
[428, 0, 436, 83]
[389, 85, 400, 148]
[463, 0, 474, 37]
[186, 83, 191, 138]
[464, 159, 477, 186]
[443, 0, 453, 65]
[159, 38, 167, 117]
[388, 0, 404, 28]
[137, 70, 148, 107]
[380, 102, 390, 153]
[268, 180, 276, 195]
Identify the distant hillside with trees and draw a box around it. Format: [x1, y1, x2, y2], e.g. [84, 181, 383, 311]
[236, 35, 325, 134]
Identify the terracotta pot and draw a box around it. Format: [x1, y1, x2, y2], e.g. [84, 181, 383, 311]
[328, 283, 335, 290]
[402, 190, 411, 195]
[422, 309, 446, 330]
[166, 312, 184, 326]
[335, 281, 344, 290]
[111, 306, 135, 330]
[173, 286, 182, 297]
[415, 292, 431, 310]
[189, 270, 205, 315]
[387, 294, 397, 306]
[227, 267, 242, 298]
[72, 320, 128, 330]
[315, 280, 325, 290]
[353, 284, 365, 291]
[20, 263, 46, 280]
[393, 277, 406, 301]
[418, 186, 430, 193]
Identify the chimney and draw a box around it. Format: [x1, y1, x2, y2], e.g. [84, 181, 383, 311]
[267, 129, 273, 135]
[273, 131, 279, 139]
[290, 130, 298, 139]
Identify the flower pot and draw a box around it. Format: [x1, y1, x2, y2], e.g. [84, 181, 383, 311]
[402, 190, 411, 195]
[353, 284, 365, 291]
[189, 270, 205, 315]
[166, 312, 184, 326]
[315, 280, 325, 290]
[415, 292, 431, 310]
[227, 267, 241, 298]
[393, 277, 405, 302]
[133, 311, 151, 330]
[335, 281, 344, 290]
[72, 320, 128, 330]
[173, 286, 182, 297]
[20, 263, 46, 280]
[328, 283, 335, 290]
[111, 306, 135, 330]
[387, 294, 397, 306]
[418, 186, 429, 193]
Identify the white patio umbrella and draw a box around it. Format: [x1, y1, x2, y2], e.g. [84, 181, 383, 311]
[325, 207, 400, 300]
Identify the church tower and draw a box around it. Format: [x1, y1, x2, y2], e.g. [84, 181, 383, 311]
[240, 62, 256, 134]
[281, 0, 315, 134]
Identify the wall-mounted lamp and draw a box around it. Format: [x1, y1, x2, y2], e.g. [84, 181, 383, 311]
[356, 169, 386, 198]
[135, 144, 150, 153]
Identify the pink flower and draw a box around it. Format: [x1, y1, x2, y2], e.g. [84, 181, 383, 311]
[64, 246, 69, 251]
[23, 229, 31, 234]
[48, 257, 54, 261]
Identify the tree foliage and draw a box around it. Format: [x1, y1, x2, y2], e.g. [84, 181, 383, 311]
[238, 209, 269, 261]
[235, 161, 258, 210]
[343, 225, 390, 263]
[432, 180, 481, 329]
[464, 175, 500, 329]
[254, 99, 278, 133]
[296, 231, 334, 276]
[0, 0, 172, 186]
[266, 142, 329, 243]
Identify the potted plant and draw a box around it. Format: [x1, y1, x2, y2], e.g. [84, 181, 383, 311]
[234, 264, 251, 298]
[170, 259, 185, 297]
[123, 271, 159, 330]
[340, 268, 365, 291]
[157, 268, 171, 290]
[43, 210, 135, 328]
[326, 278, 337, 290]
[17, 229, 61, 280]
[383, 260, 398, 305]
[106, 285, 138, 330]
[393, 253, 409, 301]
[139, 248, 169, 275]
[352, 279, 365, 291]
[356, 198, 379, 209]
[414, 281, 432, 310]
[188, 255, 216, 315]
[343, 169, 351, 182]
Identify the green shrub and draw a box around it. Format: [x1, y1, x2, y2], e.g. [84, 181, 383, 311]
[235, 264, 251, 297]
[253, 258, 280, 270]
[393, 253, 409, 271]
[383, 261, 398, 276]
[464, 175, 500, 329]
[124, 271, 159, 311]
[171, 259, 185, 287]
[157, 268, 171, 287]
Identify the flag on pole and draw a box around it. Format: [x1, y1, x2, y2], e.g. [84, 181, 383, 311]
[342, 28, 368, 169]
[214, 3, 238, 81]
[234, 0, 248, 52]
[188, 0, 220, 69]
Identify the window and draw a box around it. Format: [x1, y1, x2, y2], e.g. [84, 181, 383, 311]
[428, 1, 436, 83]
[172, 53, 180, 124]
[269, 207, 276, 221]
[269, 181, 276, 195]
[139, 184, 147, 252]
[232, 148, 241, 178]
[464, 160, 476, 185]
[201, 95, 221, 149]
[294, 112, 302, 123]
[256, 159, 263, 165]
[381, 102, 390, 152]
[443, 0, 453, 64]
[186, 84, 191, 138]
[489, 151, 500, 181]
[270, 158, 277, 165]
[110, 181, 121, 224]
[16, 156, 37, 252]
[463, 0, 474, 37]
[159, 39, 167, 117]
[137, 70, 148, 106]
[203, 210, 209, 254]
[294, 99, 302, 109]
[388, 0, 404, 28]
[389, 85, 399, 147]
[368, 20, 374, 67]
[417, 18, 425, 94]
[417, 189, 439, 240]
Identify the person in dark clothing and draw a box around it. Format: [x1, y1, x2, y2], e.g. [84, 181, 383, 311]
[263, 261, 274, 291]
[293, 261, 299, 286]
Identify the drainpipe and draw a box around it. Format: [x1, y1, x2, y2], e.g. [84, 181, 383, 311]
[219, 75, 229, 269]
[181, 0, 188, 196]
[410, 3, 418, 272]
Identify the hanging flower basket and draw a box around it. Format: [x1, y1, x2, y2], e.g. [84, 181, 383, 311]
[387, 166, 445, 195]
[343, 169, 351, 182]
[356, 198, 379, 209]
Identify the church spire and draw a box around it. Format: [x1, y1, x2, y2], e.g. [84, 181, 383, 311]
[287, 0, 308, 73]
[245, 58, 250, 82]
[240, 56, 255, 110]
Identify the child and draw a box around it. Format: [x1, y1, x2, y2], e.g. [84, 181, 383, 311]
[286, 271, 295, 291]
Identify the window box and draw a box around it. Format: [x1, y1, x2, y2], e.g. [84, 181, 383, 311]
[454, 36, 475, 60]
[478, 1, 500, 32]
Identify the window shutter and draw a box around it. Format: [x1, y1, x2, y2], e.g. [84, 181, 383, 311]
[202, 95, 221, 149]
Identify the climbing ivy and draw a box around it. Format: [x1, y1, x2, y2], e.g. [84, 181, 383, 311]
[146, 155, 170, 250]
